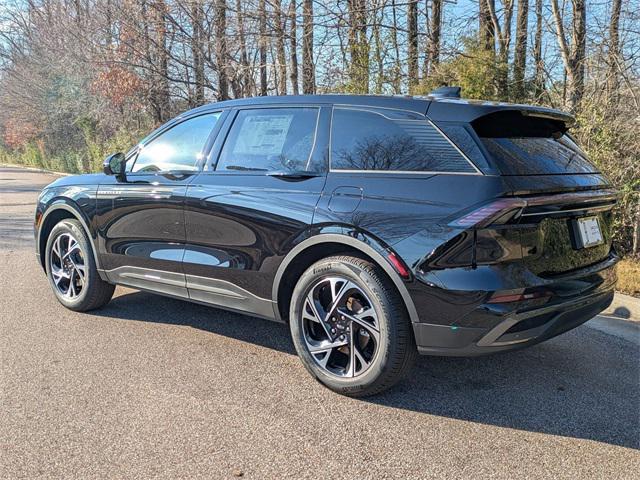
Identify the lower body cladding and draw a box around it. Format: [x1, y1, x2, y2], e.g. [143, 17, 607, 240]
[411, 255, 617, 356]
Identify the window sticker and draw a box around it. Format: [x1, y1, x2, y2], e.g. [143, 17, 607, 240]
[232, 114, 294, 156]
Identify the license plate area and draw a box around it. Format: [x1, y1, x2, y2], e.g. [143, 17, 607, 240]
[572, 216, 604, 249]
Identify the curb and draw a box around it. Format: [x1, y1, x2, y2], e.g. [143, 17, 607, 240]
[603, 292, 640, 321]
[0, 163, 71, 177]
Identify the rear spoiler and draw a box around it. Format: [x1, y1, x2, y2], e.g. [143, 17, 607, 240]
[426, 100, 575, 129]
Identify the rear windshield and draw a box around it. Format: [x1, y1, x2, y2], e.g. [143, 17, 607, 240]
[472, 110, 598, 175]
[480, 135, 599, 175]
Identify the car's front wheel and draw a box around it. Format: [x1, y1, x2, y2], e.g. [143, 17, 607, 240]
[289, 255, 417, 397]
[45, 219, 115, 311]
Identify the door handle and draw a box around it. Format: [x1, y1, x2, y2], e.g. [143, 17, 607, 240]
[266, 171, 322, 181]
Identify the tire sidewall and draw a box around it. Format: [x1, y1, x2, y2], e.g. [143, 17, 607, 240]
[44, 219, 96, 309]
[289, 257, 398, 395]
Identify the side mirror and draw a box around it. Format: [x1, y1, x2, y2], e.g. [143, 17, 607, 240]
[103, 152, 127, 181]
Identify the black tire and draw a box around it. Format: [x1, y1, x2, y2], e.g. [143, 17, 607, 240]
[289, 255, 417, 397]
[44, 219, 115, 311]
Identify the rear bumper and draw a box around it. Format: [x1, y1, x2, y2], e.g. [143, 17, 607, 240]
[411, 253, 618, 356]
[413, 289, 613, 356]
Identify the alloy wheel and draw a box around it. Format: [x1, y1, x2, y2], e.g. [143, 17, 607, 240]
[49, 233, 86, 299]
[301, 276, 380, 378]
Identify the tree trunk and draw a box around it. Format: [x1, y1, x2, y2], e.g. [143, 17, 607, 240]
[190, 0, 205, 106]
[302, 0, 315, 94]
[151, 0, 170, 122]
[479, 0, 496, 53]
[407, 0, 418, 93]
[550, 0, 586, 112]
[485, 0, 513, 98]
[215, 0, 229, 100]
[571, 0, 586, 110]
[390, 0, 401, 93]
[372, 0, 384, 93]
[427, 0, 442, 75]
[258, 0, 268, 96]
[235, 0, 252, 96]
[607, 0, 622, 100]
[512, 0, 528, 102]
[288, 0, 300, 95]
[533, 0, 544, 101]
[273, 0, 287, 95]
[348, 0, 369, 93]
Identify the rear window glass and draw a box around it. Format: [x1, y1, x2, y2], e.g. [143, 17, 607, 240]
[330, 108, 476, 173]
[480, 135, 598, 175]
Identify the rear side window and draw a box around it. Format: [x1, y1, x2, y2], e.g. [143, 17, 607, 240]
[217, 107, 320, 172]
[472, 111, 598, 175]
[330, 108, 476, 173]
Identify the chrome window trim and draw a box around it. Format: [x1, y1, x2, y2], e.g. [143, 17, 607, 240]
[329, 106, 483, 175]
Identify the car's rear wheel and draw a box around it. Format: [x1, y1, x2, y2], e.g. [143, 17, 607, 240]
[45, 219, 115, 311]
[289, 255, 417, 397]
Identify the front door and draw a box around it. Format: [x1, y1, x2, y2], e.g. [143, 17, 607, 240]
[183, 106, 330, 318]
[95, 111, 224, 297]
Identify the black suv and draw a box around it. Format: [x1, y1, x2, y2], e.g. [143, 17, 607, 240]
[35, 93, 618, 396]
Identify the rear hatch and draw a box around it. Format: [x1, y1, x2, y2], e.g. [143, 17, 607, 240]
[474, 110, 615, 276]
[434, 107, 616, 277]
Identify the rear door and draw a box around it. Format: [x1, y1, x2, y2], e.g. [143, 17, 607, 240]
[183, 105, 330, 318]
[95, 111, 224, 297]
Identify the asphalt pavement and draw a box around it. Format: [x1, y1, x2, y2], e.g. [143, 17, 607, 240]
[1, 165, 638, 479]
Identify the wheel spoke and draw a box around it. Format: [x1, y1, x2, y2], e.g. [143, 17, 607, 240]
[52, 236, 62, 259]
[323, 278, 356, 322]
[51, 265, 69, 285]
[67, 269, 77, 297]
[339, 309, 380, 342]
[303, 294, 333, 339]
[347, 328, 356, 377]
[73, 262, 86, 284]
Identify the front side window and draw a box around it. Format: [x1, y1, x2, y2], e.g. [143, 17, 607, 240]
[216, 107, 320, 172]
[330, 108, 476, 173]
[132, 112, 220, 173]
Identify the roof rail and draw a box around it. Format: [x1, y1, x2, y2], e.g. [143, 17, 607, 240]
[429, 86, 461, 99]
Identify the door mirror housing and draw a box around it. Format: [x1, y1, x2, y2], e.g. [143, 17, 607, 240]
[103, 152, 127, 181]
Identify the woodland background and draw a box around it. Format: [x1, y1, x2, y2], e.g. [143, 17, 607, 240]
[0, 0, 638, 261]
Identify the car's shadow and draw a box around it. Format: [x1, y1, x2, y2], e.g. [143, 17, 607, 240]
[97, 290, 639, 450]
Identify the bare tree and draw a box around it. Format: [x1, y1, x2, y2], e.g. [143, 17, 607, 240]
[302, 0, 314, 94]
[551, 0, 586, 112]
[512, 0, 529, 101]
[407, 0, 418, 93]
[485, 0, 514, 97]
[348, 0, 370, 93]
[215, 0, 229, 100]
[288, 0, 300, 95]
[533, 0, 544, 101]
[607, 0, 622, 98]
[190, 0, 205, 106]
[479, 0, 496, 53]
[273, 0, 288, 94]
[258, 0, 268, 95]
[427, 0, 442, 75]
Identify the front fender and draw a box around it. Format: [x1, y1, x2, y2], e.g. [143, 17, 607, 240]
[36, 186, 101, 274]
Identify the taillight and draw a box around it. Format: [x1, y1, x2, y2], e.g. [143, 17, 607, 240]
[487, 290, 552, 303]
[449, 198, 526, 228]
